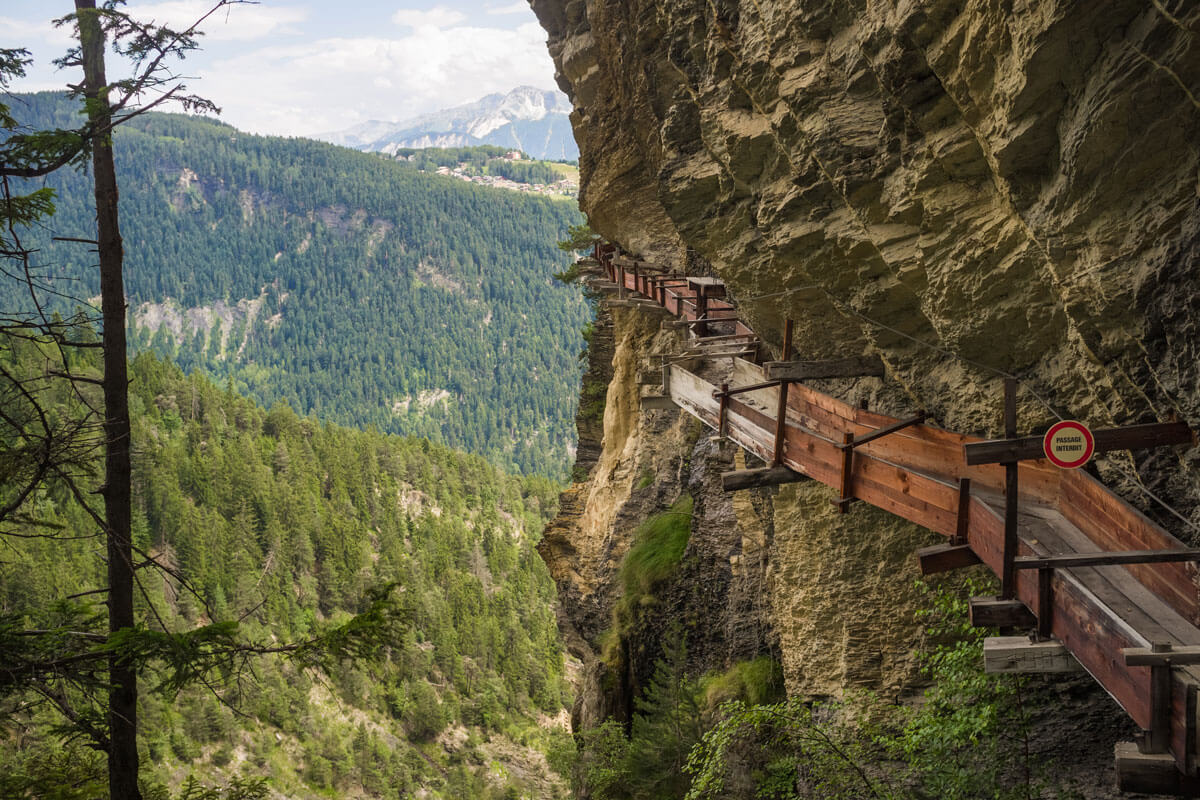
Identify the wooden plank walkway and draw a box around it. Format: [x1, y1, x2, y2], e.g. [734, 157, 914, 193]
[587, 245, 1200, 789]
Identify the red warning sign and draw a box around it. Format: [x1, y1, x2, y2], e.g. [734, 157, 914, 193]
[1043, 420, 1095, 469]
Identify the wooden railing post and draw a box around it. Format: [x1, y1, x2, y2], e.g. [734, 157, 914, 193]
[772, 319, 794, 466]
[953, 477, 971, 546]
[1037, 567, 1053, 640]
[1001, 377, 1020, 600]
[718, 382, 729, 439]
[1147, 642, 1173, 754]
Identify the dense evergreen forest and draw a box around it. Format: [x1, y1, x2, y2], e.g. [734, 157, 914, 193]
[0, 335, 572, 798]
[7, 92, 589, 478]
[391, 146, 567, 184]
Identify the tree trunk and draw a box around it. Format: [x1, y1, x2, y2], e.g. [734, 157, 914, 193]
[75, 2, 139, 797]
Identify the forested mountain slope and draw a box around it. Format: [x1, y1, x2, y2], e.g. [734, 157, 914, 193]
[8, 91, 588, 477]
[0, 342, 572, 799]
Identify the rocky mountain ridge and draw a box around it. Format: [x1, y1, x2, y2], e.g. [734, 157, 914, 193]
[319, 86, 579, 160]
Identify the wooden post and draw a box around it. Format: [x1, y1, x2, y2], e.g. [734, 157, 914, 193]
[1001, 377, 1019, 600]
[836, 430, 854, 513]
[1146, 642, 1173, 754]
[718, 382, 729, 439]
[772, 319, 794, 466]
[1037, 567, 1053, 640]
[953, 477, 971, 545]
[695, 287, 710, 337]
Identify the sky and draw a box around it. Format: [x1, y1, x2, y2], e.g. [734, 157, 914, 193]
[1, 1, 560, 137]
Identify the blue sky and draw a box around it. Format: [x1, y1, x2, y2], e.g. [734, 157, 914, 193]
[2, 1, 559, 136]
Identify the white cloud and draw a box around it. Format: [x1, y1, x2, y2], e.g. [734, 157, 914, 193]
[121, 1, 308, 41]
[202, 20, 556, 136]
[485, 1, 531, 15]
[0, 15, 77, 48]
[390, 7, 467, 29]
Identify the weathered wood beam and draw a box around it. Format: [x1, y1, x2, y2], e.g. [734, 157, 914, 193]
[1115, 743, 1200, 796]
[640, 395, 677, 411]
[662, 315, 740, 329]
[969, 596, 1036, 628]
[639, 372, 663, 386]
[844, 411, 928, 449]
[964, 421, 1194, 465]
[1124, 645, 1200, 667]
[721, 465, 809, 491]
[764, 355, 886, 381]
[917, 542, 982, 575]
[1014, 550, 1200, 570]
[983, 636, 1081, 674]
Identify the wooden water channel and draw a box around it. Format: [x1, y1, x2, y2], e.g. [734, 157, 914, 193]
[586, 243, 1200, 795]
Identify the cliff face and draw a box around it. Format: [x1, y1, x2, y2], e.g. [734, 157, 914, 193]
[534, 0, 1200, 767]
[534, 0, 1200, 439]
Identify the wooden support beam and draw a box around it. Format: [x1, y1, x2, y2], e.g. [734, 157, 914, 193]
[1037, 567, 1053, 639]
[607, 299, 662, 309]
[1014, 550, 1200, 570]
[1115, 743, 1200, 795]
[843, 411, 928, 448]
[983, 636, 1081, 674]
[917, 542, 982, 575]
[721, 465, 809, 491]
[640, 395, 677, 411]
[1125, 645, 1200, 667]
[717, 382, 729, 440]
[952, 477, 971, 545]
[639, 371, 663, 386]
[663, 315, 740, 329]
[964, 421, 1194, 465]
[764, 355, 886, 381]
[773, 320, 793, 466]
[969, 596, 1036, 628]
[693, 332, 757, 345]
[686, 277, 726, 297]
[714, 379, 782, 398]
[1002, 377, 1019, 600]
[833, 430, 855, 512]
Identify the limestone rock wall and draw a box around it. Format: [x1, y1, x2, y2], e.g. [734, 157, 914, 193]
[532, 0, 1200, 512]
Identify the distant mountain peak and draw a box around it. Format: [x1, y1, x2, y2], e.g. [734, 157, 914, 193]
[315, 86, 578, 161]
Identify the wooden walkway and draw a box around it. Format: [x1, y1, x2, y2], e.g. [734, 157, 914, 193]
[587, 244, 1200, 794]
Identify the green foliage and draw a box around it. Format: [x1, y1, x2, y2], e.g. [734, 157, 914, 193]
[685, 698, 891, 800]
[8, 92, 589, 478]
[556, 223, 597, 253]
[0, 347, 571, 797]
[683, 579, 1080, 800]
[702, 655, 786, 709]
[619, 495, 694, 602]
[875, 578, 1051, 800]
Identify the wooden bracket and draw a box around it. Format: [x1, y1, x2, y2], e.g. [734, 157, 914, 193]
[969, 596, 1036, 628]
[721, 465, 809, 491]
[917, 543, 981, 575]
[983, 636, 1081, 674]
[1123, 643, 1186, 756]
[764, 355, 886, 381]
[1115, 742, 1200, 795]
[640, 395, 676, 411]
